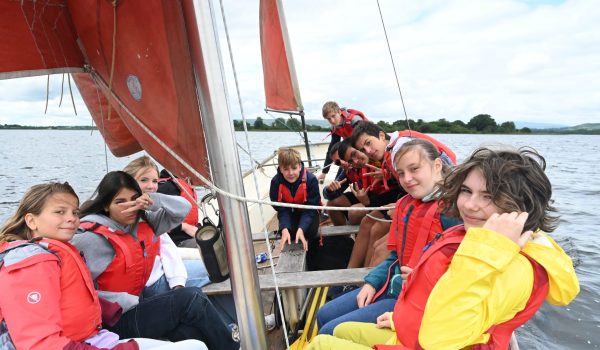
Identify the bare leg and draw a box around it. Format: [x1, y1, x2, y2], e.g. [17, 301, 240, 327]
[347, 203, 367, 225]
[363, 221, 390, 267]
[326, 196, 351, 226]
[346, 211, 382, 268]
[367, 234, 391, 267]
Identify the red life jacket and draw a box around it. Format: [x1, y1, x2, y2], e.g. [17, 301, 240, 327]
[0, 239, 102, 342]
[381, 131, 457, 190]
[331, 108, 367, 138]
[381, 225, 549, 350]
[372, 195, 442, 301]
[277, 168, 308, 205]
[159, 177, 199, 226]
[80, 221, 161, 296]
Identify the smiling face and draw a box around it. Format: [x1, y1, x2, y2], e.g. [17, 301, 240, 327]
[106, 188, 140, 226]
[280, 163, 301, 183]
[25, 193, 80, 242]
[355, 131, 388, 161]
[395, 148, 443, 199]
[343, 146, 369, 168]
[134, 166, 159, 194]
[331, 150, 349, 169]
[457, 168, 501, 231]
[324, 110, 343, 127]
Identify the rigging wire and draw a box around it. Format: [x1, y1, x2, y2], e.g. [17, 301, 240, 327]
[217, 0, 290, 345]
[376, 0, 411, 132]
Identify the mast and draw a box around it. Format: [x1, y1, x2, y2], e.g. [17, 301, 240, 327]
[183, 1, 267, 349]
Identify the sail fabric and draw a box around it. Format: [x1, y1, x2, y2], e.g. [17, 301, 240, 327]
[0, 0, 84, 78]
[260, 0, 303, 113]
[0, 0, 212, 185]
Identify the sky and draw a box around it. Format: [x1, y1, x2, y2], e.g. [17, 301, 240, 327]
[0, 0, 598, 127]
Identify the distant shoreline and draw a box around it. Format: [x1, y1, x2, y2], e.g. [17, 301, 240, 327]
[0, 125, 96, 130]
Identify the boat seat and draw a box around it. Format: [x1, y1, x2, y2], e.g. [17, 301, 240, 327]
[202, 267, 371, 295]
[251, 224, 359, 241]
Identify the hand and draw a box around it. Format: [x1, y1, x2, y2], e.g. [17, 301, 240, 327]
[171, 285, 184, 290]
[386, 206, 396, 218]
[351, 183, 370, 206]
[400, 265, 413, 280]
[278, 228, 291, 252]
[356, 284, 376, 308]
[376, 312, 392, 329]
[363, 164, 383, 180]
[181, 223, 198, 237]
[318, 172, 326, 183]
[483, 212, 533, 248]
[295, 228, 308, 251]
[120, 193, 154, 213]
[327, 178, 347, 192]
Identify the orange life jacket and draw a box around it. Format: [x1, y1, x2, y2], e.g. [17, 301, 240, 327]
[381, 225, 549, 350]
[331, 108, 367, 138]
[372, 195, 443, 301]
[277, 168, 308, 205]
[381, 131, 457, 190]
[0, 239, 102, 342]
[159, 176, 199, 226]
[79, 221, 160, 296]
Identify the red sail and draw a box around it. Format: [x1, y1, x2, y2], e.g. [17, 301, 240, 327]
[0, 0, 211, 185]
[260, 0, 303, 113]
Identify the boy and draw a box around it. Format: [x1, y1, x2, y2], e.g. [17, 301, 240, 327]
[319, 101, 367, 183]
[269, 148, 353, 270]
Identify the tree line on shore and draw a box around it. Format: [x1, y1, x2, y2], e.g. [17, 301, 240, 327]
[234, 114, 533, 134]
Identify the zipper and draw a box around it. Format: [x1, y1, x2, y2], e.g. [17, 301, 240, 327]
[423, 232, 443, 252]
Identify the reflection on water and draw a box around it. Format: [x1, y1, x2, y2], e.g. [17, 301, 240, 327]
[0, 130, 598, 349]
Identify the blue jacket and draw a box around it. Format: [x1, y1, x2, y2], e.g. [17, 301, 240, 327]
[269, 162, 321, 236]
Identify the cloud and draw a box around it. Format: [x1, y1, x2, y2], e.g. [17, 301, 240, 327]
[1, 0, 598, 126]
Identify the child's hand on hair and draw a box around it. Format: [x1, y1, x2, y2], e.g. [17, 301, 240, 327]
[483, 212, 533, 249]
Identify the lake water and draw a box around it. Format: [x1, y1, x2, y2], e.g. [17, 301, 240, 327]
[0, 130, 598, 349]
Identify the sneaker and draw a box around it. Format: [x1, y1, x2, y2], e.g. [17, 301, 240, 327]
[264, 313, 276, 331]
[228, 323, 241, 342]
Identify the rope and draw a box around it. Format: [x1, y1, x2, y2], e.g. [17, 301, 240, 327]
[44, 74, 49, 114]
[59, 74, 64, 107]
[218, 1, 289, 345]
[67, 73, 77, 115]
[366, 212, 393, 223]
[376, 0, 411, 131]
[90, 73, 109, 173]
[106, 1, 118, 120]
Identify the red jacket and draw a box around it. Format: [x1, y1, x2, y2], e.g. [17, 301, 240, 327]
[159, 176, 199, 227]
[277, 168, 308, 205]
[79, 221, 160, 296]
[379, 225, 549, 350]
[331, 108, 367, 138]
[0, 239, 137, 350]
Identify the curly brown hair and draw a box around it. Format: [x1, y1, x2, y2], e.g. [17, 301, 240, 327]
[438, 147, 558, 232]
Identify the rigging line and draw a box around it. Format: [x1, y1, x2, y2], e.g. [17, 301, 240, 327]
[366, 212, 393, 223]
[59, 73, 64, 107]
[44, 74, 50, 114]
[376, 0, 411, 132]
[67, 73, 77, 115]
[106, 1, 118, 120]
[236, 141, 265, 169]
[217, 0, 289, 344]
[90, 72, 109, 173]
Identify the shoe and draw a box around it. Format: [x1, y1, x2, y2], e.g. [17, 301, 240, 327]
[264, 313, 276, 331]
[228, 323, 241, 342]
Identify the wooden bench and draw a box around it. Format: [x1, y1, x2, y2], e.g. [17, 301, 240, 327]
[250, 224, 359, 241]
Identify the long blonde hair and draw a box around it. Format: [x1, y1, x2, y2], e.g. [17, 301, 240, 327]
[0, 183, 79, 243]
[122, 155, 159, 179]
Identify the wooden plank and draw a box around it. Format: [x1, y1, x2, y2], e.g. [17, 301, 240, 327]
[251, 225, 359, 241]
[202, 268, 371, 295]
[275, 242, 305, 273]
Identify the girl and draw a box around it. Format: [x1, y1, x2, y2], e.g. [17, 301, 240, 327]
[123, 156, 238, 326]
[71, 171, 239, 350]
[317, 139, 458, 335]
[308, 147, 580, 349]
[0, 183, 206, 350]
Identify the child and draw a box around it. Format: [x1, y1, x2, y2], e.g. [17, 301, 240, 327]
[71, 171, 240, 350]
[308, 147, 580, 349]
[317, 139, 460, 335]
[0, 183, 206, 350]
[319, 101, 367, 183]
[270, 147, 353, 270]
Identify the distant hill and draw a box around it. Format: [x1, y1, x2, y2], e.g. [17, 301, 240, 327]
[514, 121, 568, 129]
[531, 123, 600, 134]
